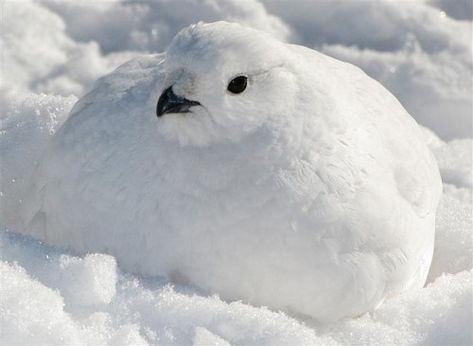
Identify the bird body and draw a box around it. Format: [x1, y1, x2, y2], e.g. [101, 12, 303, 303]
[18, 22, 441, 321]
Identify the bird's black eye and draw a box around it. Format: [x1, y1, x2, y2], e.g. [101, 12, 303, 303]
[227, 75, 248, 94]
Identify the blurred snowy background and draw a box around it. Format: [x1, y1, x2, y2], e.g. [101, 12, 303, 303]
[0, 0, 471, 345]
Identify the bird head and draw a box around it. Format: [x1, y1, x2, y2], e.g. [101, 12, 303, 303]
[154, 21, 299, 147]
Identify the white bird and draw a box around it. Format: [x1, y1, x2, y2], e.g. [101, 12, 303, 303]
[16, 22, 442, 322]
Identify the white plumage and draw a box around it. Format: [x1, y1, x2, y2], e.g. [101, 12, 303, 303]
[19, 22, 441, 321]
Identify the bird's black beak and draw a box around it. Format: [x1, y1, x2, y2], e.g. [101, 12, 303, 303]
[156, 86, 201, 117]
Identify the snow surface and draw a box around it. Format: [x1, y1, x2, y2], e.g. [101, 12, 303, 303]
[1, 0, 472, 344]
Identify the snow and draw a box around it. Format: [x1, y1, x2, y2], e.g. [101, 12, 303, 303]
[0, 90, 77, 228]
[434, 139, 473, 188]
[0, 0, 139, 96]
[41, 0, 290, 54]
[0, 0, 471, 344]
[428, 187, 472, 282]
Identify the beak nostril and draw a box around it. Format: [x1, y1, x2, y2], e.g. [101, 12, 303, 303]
[156, 86, 201, 117]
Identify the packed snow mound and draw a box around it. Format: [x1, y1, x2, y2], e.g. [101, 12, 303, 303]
[0, 261, 147, 345]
